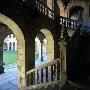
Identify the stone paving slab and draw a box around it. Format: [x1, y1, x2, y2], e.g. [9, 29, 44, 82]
[0, 82, 18, 90]
[0, 58, 48, 90]
[0, 65, 18, 90]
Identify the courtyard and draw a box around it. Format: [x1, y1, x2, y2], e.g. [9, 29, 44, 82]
[0, 65, 18, 90]
[0, 51, 47, 90]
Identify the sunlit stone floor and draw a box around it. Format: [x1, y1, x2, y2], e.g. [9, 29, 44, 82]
[0, 53, 47, 90]
[0, 64, 18, 90]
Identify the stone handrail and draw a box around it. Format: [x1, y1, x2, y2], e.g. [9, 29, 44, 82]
[26, 58, 66, 87]
[24, 0, 82, 29]
[27, 58, 59, 74]
[34, 0, 82, 29]
[35, 0, 82, 29]
[23, 0, 54, 19]
[35, 0, 55, 19]
[59, 16, 82, 30]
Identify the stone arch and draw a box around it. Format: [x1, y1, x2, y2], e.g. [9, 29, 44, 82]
[66, 1, 85, 19]
[69, 6, 84, 20]
[40, 29, 54, 62]
[0, 13, 25, 89]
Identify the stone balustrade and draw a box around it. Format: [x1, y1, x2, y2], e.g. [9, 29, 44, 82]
[26, 58, 66, 89]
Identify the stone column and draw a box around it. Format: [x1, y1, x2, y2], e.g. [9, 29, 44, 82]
[58, 26, 69, 86]
[41, 41, 43, 62]
[9, 42, 11, 51]
[38, 42, 41, 61]
[15, 41, 17, 51]
[35, 38, 41, 61]
[11, 42, 13, 51]
[7, 42, 9, 51]
[25, 36, 35, 72]
[0, 42, 4, 73]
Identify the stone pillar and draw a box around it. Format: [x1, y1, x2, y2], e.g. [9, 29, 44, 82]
[13, 42, 14, 51]
[35, 38, 41, 61]
[15, 41, 17, 51]
[7, 42, 9, 51]
[0, 42, 4, 74]
[58, 26, 69, 86]
[11, 42, 13, 51]
[38, 42, 41, 61]
[25, 36, 35, 72]
[9, 42, 11, 51]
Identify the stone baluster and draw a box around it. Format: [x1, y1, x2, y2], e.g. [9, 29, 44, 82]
[41, 68, 43, 83]
[45, 67, 48, 82]
[56, 60, 60, 80]
[51, 65, 54, 81]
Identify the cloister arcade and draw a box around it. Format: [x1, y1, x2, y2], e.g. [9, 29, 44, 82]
[0, 0, 90, 90]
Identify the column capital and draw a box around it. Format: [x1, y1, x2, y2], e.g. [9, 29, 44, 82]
[58, 25, 69, 46]
[58, 40, 67, 47]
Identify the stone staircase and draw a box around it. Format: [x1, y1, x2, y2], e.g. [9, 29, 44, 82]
[27, 81, 90, 90]
[28, 84, 60, 90]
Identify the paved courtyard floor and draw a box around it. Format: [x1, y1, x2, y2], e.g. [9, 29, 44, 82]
[0, 64, 18, 90]
[0, 52, 47, 90]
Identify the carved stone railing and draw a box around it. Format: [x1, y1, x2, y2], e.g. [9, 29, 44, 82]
[24, 0, 82, 29]
[34, 0, 82, 29]
[35, 0, 55, 19]
[59, 16, 82, 30]
[26, 58, 66, 89]
[35, 0, 82, 29]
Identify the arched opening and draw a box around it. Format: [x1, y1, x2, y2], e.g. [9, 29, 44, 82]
[4, 34, 17, 51]
[3, 34, 17, 67]
[40, 29, 54, 62]
[35, 29, 54, 67]
[35, 32, 47, 67]
[35, 37, 41, 62]
[3, 34, 18, 89]
[69, 6, 84, 20]
[0, 13, 25, 89]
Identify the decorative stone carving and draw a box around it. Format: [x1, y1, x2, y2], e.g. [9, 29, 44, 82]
[58, 25, 69, 87]
[60, 25, 69, 43]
